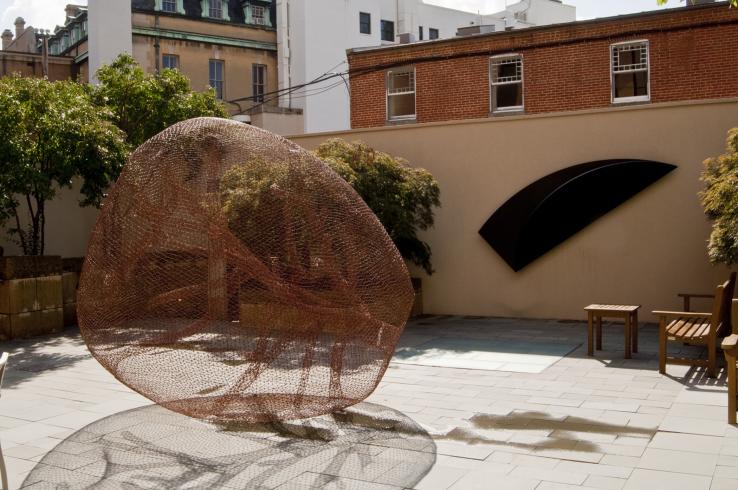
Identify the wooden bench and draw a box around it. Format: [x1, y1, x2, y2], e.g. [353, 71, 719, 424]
[723, 299, 738, 424]
[655, 277, 734, 379]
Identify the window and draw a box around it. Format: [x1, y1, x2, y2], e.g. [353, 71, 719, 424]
[210, 0, 224, 19]
[611, 40, 650, 103]
[386, 68, 415, 120]
[252, 64, 266, 103]
[209, 59, 224, 99]
[418, 26, 423, 41]
[158, 0, 183, 13]
[429, 28, 439, 40]
[252, 5, 266, 25]
[163, 54, 179, 70]
[359, 12, 371, 34]
[380, 20, 394, 42]
[202, 0, 229, 20]
[490, 54, 523, 113]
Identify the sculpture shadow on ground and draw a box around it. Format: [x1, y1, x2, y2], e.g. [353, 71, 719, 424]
[21, 402, 436, 489]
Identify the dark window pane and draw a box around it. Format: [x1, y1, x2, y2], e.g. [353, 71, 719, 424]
[163, 54, 178, 70]
[381, 20, 394, 42]
[495, 84, 522, 110]
[418, 26, 423, 40]
[497, 62, 518, 80]
[388, 94, 414, 118]
[429, 28, 439, 40]
[614, 71, 648, 98]
[209, 60, 224, 99]
[360, 12, 371, 34]
[252, 64, 266, 103]
[162, 0, 176, 12]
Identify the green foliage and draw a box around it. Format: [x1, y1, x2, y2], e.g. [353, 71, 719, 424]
[220, 158, 289, 263]
[315, 139, 440, 275]
[0, 76, 128, 255]
[700, 129, 738, 265]
[92, 54, 229, 147]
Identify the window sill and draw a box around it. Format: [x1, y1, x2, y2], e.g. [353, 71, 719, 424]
[491, 108, 524, 117]
[386, 117, 417, 126]
[612, 96, 650, 105]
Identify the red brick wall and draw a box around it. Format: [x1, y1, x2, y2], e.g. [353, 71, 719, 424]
[348, 3, 738, 129]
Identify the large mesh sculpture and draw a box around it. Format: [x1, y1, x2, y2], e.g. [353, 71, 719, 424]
[78, 118, 414, 423]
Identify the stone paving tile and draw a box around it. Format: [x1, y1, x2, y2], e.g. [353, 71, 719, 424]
[584, 474, 627, 490]
[637, 447, 719, 476]
[623, 468, 711, 490]
[0, 319, 735, 489]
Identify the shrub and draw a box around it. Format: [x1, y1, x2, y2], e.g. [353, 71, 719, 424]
[315, 139, 440, 274]
[700, 128, 738, 265]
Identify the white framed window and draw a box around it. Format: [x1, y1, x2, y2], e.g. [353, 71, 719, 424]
[252, 5, 266, 25]
[210, 0, 223, 18]
[386, 67, 416, 121]
[252, 64, 266, 102]
[156, 0, 184, 14]
[201, 0, 229, 21]
[163, 54, 179, 70]
[209, 59, 225, 99]
[490, 54, 523, 113]
[611, 40, 650, 103]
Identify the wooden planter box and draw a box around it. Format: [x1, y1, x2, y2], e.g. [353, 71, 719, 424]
[62, 257, 83, 327]
[0, 256, 65, 340]
[411, 277, 423, 318]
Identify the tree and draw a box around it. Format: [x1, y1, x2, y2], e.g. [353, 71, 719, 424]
[92, 54, 229, 147]
[315, 139, 441, 275]
[700, 129, 738, 265]
[0, 76, 129, 255]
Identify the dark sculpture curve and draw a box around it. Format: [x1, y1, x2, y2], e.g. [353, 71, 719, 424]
[479, 159, 676, 271]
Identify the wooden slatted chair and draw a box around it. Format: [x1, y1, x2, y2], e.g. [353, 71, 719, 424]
[723, 299, 738, 424]
[678, 272, 736, 327]
[654, 277, 733, 378]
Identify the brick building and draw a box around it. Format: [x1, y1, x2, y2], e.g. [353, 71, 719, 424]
[347, 1, 738, 129]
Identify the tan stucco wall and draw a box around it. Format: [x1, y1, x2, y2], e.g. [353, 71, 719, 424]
[0, 181, 99, 259]
[291, 99, 738, 321]
[251, 111, 304, 136]
[3, 99, 736, 322]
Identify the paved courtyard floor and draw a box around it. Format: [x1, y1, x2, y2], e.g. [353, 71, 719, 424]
[1, 315, 737, 489]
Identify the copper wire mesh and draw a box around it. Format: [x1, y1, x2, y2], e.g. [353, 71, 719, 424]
[78, 117, 414, 423]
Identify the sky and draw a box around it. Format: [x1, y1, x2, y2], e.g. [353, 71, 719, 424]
[0, 0, 679, 32]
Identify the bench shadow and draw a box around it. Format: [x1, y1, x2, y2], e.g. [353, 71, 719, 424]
[434, 410, 656, 454]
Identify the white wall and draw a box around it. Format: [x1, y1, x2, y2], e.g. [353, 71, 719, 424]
[278, 0, 575, 134]
[88, 0, 132, 83]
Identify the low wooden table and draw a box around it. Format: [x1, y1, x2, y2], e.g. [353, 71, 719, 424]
[584, 304, 640, 359]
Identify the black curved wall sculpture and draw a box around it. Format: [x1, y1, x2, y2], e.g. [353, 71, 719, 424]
[478, 159, 676, 272]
